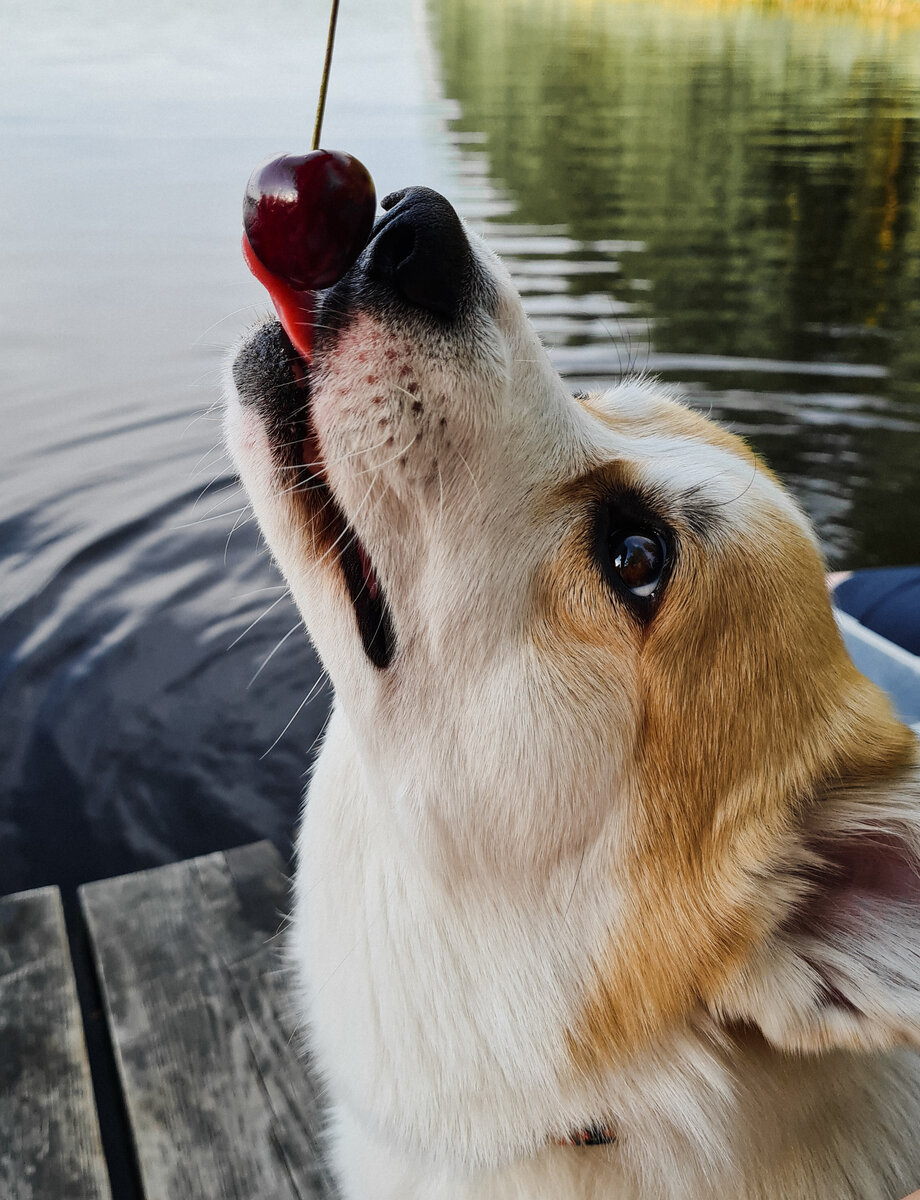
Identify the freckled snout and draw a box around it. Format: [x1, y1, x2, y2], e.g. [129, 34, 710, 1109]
[365, 186, 472, 319]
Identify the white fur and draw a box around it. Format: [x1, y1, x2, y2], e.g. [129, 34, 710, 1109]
[225, 224, 920, 1198]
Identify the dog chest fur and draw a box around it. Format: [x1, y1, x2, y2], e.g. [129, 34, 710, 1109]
[293, 708, 628, 1169]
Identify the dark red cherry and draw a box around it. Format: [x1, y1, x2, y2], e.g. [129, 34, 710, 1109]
[243, 150, 376, 291]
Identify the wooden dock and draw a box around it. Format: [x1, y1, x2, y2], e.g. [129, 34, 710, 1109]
[0, 842, 337, 1200]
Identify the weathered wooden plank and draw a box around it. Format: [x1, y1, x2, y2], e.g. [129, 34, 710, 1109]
[79, 841, 336, 1200]
[0, 885, 112, 1200]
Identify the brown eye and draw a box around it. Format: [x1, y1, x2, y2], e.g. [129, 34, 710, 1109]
[610, 531, 667, 598]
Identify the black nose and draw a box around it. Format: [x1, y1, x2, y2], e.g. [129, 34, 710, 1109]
[365, 187, 471, 319]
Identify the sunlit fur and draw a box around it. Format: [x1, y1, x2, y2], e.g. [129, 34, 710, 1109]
[225, 226, 920, 1199]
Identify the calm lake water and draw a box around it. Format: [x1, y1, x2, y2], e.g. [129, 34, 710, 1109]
[2, 0, 920, 897]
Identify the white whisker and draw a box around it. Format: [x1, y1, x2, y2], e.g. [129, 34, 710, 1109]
[193, 306, 263, 345]
[175, 504, 251, 529]
[260, 669, 332, 759]
[248, 621, 303, 688]
[228, 591, 287, 650]
[224, 505, 256, 562]
[453, 443, 483, 502]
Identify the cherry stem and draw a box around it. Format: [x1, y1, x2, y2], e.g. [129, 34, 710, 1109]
[312, 0, 341, 152]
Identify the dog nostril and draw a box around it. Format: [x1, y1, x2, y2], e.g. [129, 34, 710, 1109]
[365, 186, 471, 320]
[377, 221, 416, 279]
[380, 188, 408, 212]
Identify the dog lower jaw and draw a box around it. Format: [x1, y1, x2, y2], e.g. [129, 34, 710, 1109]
[230, 322, 396, 669]
[272, 469, 396, 670]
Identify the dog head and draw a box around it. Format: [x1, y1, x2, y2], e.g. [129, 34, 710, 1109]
[226, 186, 920, 1074]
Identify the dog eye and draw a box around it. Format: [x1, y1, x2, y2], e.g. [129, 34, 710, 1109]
[609, 531, 667, 598]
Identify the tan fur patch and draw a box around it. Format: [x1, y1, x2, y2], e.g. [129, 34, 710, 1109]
[535, 428, 916, 1069]
[579, 387, 767, 475]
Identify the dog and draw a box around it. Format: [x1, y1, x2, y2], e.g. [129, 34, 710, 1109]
[226, 187, 920, 1199]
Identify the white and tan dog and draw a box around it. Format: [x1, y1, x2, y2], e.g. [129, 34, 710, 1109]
[226, 187, 920, 1199]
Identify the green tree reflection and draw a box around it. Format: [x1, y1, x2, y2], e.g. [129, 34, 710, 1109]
[429, 0, 920, 566]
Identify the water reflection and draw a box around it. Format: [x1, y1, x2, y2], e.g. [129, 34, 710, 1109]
[0, 0, 439, 897]
[428, 0, 920, 565]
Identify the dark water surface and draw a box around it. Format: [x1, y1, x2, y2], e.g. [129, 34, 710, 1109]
[3, 0, 920, 899]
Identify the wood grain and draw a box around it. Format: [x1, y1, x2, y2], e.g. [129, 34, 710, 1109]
[0, 885, 111, 1200]
[80, 841, 337, 1200]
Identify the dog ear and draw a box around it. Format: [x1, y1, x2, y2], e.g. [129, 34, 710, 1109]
[711, 763, 920, 1054]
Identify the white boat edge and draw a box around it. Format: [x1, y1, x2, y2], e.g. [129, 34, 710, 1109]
[835, 607, 920, 731]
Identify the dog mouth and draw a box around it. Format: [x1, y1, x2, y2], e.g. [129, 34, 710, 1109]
[231, 319, 396, 669]
[337, 519, 395, 669]
[230, 187, 477, 670]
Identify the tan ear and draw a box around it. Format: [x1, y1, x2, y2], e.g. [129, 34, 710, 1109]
[711, 758, 920, 1054]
